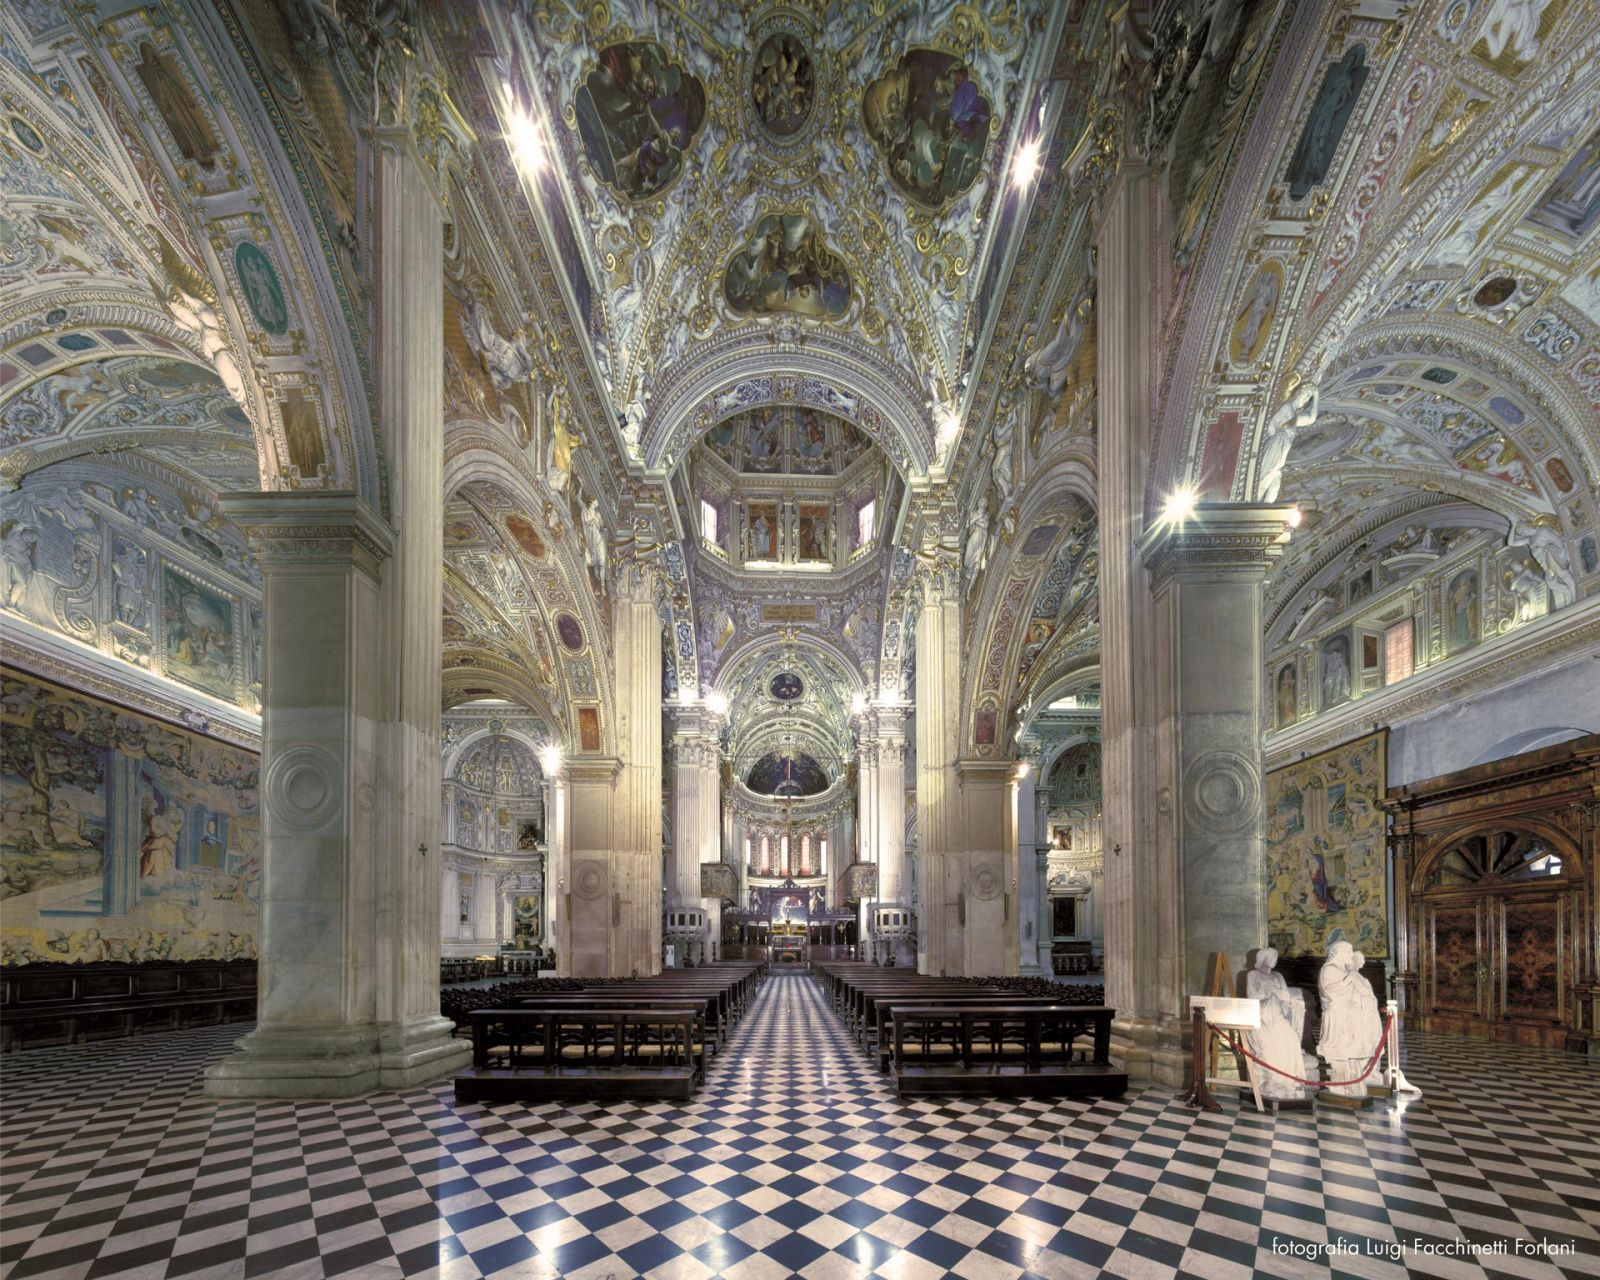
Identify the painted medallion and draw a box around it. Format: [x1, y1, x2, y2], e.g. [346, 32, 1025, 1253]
[234, 242, 288, 335]
[723, 214, 850, 319]
[863, 50, 992, 209]
[555, 612, 585, 652]
[751, 34, 813, 137]
[573, 42, 706, 202]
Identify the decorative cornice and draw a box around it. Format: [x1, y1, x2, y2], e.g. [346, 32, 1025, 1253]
[1138, 503, 1295, 587]
[218, 490, 393, 580]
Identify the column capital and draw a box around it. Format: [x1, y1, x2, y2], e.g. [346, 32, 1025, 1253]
[565, 756, 623, 786]
[218, 491, 393, 580]
[1137, 502, 1296, 587]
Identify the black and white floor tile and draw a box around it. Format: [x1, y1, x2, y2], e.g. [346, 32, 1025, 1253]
[3, 971, 1597, 1279]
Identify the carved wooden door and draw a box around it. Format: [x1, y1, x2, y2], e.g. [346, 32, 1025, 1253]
[1416, 829, 1579, 1046]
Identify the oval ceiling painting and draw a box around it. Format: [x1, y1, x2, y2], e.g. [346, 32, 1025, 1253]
[574, 42, 706, 202]
[746, 751, 829, 797]
[751, 33, 813, 137]
[723, 213, 851, 319]
[863, 50, 992, 209]
[555, 612, 585, 652]
[769, 672, 804, 701]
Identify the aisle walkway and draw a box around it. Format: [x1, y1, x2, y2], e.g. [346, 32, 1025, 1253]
[1, 971, 1595, 1279]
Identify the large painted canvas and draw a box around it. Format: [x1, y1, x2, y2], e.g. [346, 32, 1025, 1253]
[573, 42, 706, 202]
[161, 567, 236, 701]
[0, 669, 260, 965]
[1265, 729, 1389, 959]
[723, 214, 851, 319]
[746, 503, 779, 560]
[862, 50, 992, 209]
[796, 505, 830, 561]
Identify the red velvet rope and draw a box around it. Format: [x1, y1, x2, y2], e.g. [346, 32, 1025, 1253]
[1211, 1011, 1394, 1088]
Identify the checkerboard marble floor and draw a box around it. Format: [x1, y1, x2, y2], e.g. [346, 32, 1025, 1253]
[3, 971, 1597, 1280]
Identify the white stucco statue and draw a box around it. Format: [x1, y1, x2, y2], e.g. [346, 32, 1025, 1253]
[621, 395, 648, 454]
[581, 494, 608, 586]
[963, 506, 989, 589]
[1317, 939, 1382, 1098]
[1256, 379, 1320, 503]
[1508, 519, 1576, 609]
[1245, 948, 1309, 1102]
[166, 287, 247, 407]
[1505, 557, 1546, 622]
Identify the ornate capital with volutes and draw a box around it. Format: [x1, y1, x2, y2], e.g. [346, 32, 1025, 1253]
[1137, 502, 1295, 588]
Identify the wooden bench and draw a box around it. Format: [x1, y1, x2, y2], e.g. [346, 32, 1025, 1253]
[456, 1007, 704, 1101]
[874, 996, 1057, 1071]
[889, 1004, 1125, 1097]
[1, 961, 257, 1052]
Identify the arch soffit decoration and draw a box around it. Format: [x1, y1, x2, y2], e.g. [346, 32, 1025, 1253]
[642, 349, 933, 480]
[0, 5, 376, 501]
[1152, 0, 1600, 524]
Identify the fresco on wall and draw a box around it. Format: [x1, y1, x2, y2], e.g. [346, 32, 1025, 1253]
[162, 568, 235, 700]
[746, 752, 828, 797]
[1447, 568, 1479, 651]
[796, 505, 830, 561]
[1266, 729, 1388, 959]
[573, 42, 706, 202]
[862, 50, 992, 209]
[723, 214, 851, 319]
[1277, 663, 1298, 727]
[577, 707, 601, 752]
[1047, 741, 1101, 805]
[1319, 634, 1351, 708]
[747, 503, 779, 559]
[135, 41, 220, 167]
[1285, 44, 1368, 200]
[0, 669, 259, 965]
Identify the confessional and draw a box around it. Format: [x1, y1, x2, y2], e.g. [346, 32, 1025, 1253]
[1386, 736, 1598, 1053]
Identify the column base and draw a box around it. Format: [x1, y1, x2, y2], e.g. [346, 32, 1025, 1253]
[1110, 1015, 1190, 1089]
[203, 1016, 470, 1099]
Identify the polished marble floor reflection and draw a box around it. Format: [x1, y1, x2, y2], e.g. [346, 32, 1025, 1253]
[1, 971, 1596, 1280]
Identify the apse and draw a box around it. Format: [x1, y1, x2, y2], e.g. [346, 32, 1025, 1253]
[744, 751, 829, 797]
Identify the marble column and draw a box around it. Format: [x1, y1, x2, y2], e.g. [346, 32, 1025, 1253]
[859, 703, 911, 965]
[669, 705, 721, 964]
[1034, 773, 1054, 974]
[564, 757, 625, 976]
[1095, 160, 1170, 1081]
[1141, 503, 1291, 1009]
[913, 556, 961, 975]
[952, 759, 1018, 976]
[543, 765, 566, 957]
[203, 495, 468, 1097]
[1014, 742, 1046, 975]
[614, 559, 663, 976]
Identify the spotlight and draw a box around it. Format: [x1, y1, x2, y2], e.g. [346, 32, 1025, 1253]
[539, 744, 563, 773]
[1286, 506, 1304, 529]
[936, 407, 961, 449]
[1012, 137, 1041, 189]
[705, 690, 729, 718]
[1016, 760, 1031, 780]
[1161, 486, 1199, 526]
[507, 106, 545, 175]
[850, 692, 867, 717]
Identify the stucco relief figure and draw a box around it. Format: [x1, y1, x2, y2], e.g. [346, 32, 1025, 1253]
[1425, 166, 1528, 268]
[1245, 949, 1308, 1101]
[1317, 939, 1382, 1097]
[1477, 0, 1556, 62]
[621, 395, 648, 453]
[1024, 282, 1094, 398]
[1255, 379, 1320, 502]
[1508, 519, 1576, 608]
[463, 300, 535, 392]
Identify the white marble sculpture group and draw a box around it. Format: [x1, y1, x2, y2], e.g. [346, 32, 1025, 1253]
[1244, 943, 1384, 1101]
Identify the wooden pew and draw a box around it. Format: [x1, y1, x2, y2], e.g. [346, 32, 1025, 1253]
[456, 1007, 703, 1101]
[889, 1004, 1125, 1097]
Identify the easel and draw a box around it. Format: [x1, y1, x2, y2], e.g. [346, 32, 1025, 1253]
[1188, 994, 1264, 1112]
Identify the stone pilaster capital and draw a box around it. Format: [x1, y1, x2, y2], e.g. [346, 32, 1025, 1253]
[1137, 502, 1295, 588]
[565, 756, 623, 786]
[217, 490, 393, 581]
